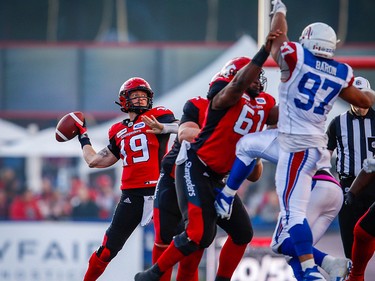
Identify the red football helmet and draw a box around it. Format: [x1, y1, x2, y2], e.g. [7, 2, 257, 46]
[209, 56, 251, 86]
[117, 77, 154, 114]
[209, 57, 267, 96]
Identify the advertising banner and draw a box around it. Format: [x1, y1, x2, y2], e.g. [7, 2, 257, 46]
[0, 222, 142, 281]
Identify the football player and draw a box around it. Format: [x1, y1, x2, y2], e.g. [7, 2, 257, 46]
[135, 30, 281, 281]
[226, 128, 351, 280]
[75, 77, 178, 281]
[151, 96, 209, 281]
[268, 0, 375, 280]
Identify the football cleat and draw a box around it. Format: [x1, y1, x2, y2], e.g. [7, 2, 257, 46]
[322, 257, 352, 281]
[134, 264, 163, 281]
[302, 266, 325, 281]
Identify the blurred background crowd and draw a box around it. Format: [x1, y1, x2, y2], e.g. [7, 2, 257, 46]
[0, 161, 281, 226]
[0, 165, 120, 221]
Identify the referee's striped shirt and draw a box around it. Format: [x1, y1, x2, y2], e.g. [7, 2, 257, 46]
[327, 107, 375, 178]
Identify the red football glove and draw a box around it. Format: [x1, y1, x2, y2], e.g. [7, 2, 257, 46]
[74, 118, 87, 136]
[75, 118, 91, 148]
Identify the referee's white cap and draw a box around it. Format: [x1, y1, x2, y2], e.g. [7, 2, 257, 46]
[354, 76, 371, 90]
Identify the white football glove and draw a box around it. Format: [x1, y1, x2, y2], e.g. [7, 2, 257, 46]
[214, 186, 236, 220]
[363, 158, 375, 173]
[270, 0, 287, 16]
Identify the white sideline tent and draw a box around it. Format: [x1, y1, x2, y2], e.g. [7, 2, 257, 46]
[0, 118, 28, 144]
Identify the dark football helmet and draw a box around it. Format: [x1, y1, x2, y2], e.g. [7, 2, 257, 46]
[116, 77, 154, 114]
[209, 56, 267, 98]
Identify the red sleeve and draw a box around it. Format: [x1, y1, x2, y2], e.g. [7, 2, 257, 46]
[280, 41, 298, 76]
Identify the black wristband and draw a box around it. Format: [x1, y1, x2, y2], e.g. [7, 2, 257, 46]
[78, 134, 91, 149]
[252, 45, 270, 67]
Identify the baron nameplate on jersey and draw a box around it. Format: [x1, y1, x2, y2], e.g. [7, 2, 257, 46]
[55, 111, 84, 142]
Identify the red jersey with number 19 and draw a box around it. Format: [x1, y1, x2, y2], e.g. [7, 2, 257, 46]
[108, 106, 176, 190]
[192, 92, 275, 176]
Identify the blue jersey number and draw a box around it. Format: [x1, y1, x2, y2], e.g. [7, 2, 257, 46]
[295, 72, 341, 115]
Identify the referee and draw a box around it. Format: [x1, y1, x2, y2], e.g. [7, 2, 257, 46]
[327, 76, 375, 258]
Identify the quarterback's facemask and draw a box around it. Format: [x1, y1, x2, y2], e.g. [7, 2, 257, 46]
[116, 77, 154, 114]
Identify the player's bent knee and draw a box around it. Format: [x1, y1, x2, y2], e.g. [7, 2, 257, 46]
[173, 232, 200, 255]
[232, 229, 253, 245]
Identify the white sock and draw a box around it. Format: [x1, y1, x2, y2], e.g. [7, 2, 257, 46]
[301, 259, 316, 271]
[321, 255, 334, 271]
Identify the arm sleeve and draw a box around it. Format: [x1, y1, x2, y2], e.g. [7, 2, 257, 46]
[206, 81, 228, 100]
[107, 137, 121, 160]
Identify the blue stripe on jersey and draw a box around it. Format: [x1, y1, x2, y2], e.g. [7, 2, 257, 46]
[303, 48, 349, 80]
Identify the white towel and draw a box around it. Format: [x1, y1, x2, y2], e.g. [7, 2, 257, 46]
[176, 140, 191, 165]
[141, 195, 154, 226]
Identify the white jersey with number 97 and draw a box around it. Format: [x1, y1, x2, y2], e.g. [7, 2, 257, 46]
[277, 41, 354, 137]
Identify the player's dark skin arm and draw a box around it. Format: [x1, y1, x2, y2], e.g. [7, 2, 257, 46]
[348, 168, 375, 196]
[266, 105, 279, 125]
[212, 30, 282, 110]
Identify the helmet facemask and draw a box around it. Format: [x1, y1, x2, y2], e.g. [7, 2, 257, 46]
[119, 89, 153, 114]
[116, 77, 154, 114]
[246, 69, 267, 98]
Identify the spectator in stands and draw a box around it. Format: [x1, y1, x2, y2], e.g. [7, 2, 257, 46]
[0, 167, 22, 203]
[37, 177, 71, 220]
[0, 189, 10, 220]
[94, 174, 118, 220]
[71, 185, 100, 220]
[9, 188, 43, 220]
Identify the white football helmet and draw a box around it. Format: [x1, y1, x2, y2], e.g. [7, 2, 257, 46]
[354, 76, 371, 90]
[299, 22, 339, 59]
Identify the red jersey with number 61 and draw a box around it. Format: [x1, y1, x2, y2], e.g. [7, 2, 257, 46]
[192, 92, 275, 176]
[107, 106, 177, 190]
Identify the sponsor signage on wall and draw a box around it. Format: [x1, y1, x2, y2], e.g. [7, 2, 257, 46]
[0, 222, 142, 281]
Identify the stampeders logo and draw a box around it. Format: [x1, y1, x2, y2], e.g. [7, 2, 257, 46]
[184, 161, 196, 197]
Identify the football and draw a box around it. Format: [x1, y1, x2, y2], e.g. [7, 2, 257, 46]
[55, 111, 84, 142]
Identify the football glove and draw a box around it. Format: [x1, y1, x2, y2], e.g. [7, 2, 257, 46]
[363, 158, 375, 173]
[270, 0, 287, 16]
[214, 186, 236, 220]
[74, 118, 87, 136]
[75, 119, 91, 148]
[344, 191, 355, 206]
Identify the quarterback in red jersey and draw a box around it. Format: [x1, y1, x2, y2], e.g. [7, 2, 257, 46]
[135, 30, 281, 281]
[74, 77, 178, 281]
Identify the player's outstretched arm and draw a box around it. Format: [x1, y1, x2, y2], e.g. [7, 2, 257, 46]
[339, 87, 375, 109]
[212, 30, 282, 110]
[269, 0, 289, 63]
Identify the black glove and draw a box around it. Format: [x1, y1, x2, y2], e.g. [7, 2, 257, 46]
[344, 191, 355, 206]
